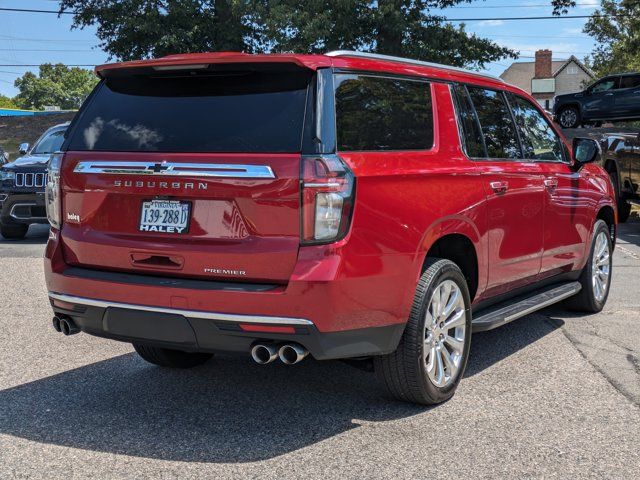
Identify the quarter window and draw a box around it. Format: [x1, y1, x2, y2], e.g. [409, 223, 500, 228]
[466, 87, 522, 160]
[334, 74, 434, 151]
[452, 84, 485, 158]
[508, 94, 564, 162]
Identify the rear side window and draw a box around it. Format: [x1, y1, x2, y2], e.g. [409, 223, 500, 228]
[334, 74, 433, 151]
[508, 94, 564, 162]
[620, 75, 640, 89]
[466, 87, 521, 160]
[452, 84, 485, 158]
[66, 67, 312, 153]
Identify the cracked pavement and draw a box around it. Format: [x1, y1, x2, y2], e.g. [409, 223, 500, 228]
[0, 221, 639, 479]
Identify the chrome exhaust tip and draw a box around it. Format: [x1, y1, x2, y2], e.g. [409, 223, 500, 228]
[52, 316, 62, 333]
[278, 344, 309, 365]
[59, 317, 80, 336]
[251, 343, 278, 364]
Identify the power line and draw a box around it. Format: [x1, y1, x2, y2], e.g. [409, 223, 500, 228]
[0, 64, 97, 67]
[0, 7, 620, 22]
[0, 48, 94, 52]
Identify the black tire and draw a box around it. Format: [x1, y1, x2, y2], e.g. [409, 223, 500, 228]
[608, 170, 631, 223]
[567, 220, 612, 313]
[0, 223, 28, 240]
[133, 343, 213, 368]
[558, 106, 581, 129]
[374, 258, 472, 405]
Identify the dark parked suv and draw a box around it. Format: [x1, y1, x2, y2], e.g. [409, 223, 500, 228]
[554, 73, 640, 128]
[0, 122, 68, 239]
[45, 51, 616, 405]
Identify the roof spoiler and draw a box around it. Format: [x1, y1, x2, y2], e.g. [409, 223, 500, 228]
[95, 52, 331, 78]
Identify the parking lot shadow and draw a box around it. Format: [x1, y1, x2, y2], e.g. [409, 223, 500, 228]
[617, 217, 640, 248]
[0, 314, 561, 463]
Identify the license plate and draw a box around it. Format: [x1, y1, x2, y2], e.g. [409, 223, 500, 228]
[139, 200, 190, 234]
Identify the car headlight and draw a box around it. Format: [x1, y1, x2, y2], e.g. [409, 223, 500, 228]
[0, 169, 15, 182]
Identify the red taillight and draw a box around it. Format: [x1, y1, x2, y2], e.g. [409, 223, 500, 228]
[301, 154, 355, 244]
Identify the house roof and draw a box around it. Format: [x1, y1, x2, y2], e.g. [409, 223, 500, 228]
[499, 56, 595, 92]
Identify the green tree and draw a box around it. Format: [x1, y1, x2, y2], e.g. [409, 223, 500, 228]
[584, 0, 640, 76]
[13, 64, 98, 110]
[0, 95, 17, 109]
[59, 0, 578, 69]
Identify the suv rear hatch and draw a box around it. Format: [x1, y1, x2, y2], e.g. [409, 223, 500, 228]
[60, 62, 314, 284]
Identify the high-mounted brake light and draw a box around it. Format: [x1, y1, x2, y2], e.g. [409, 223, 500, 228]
[45, 152, 64, 229]
[301, 154, 355, 244]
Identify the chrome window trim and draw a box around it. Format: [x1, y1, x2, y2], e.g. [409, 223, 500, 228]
[48, 292, 314, 326]
[73, 161, 276, 179]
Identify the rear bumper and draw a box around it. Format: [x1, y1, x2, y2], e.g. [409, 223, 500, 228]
[0, 192, 48, 225]
[45, 230, 415, 360]
[48, 292, 405, 360]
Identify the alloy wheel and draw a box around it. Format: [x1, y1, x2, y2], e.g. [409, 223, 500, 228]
[424, 280, 467, 388]
[591, 231, 611, 302]
[560, 109, 577, 128]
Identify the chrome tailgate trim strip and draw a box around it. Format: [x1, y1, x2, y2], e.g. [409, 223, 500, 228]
[73, 161, 275, 178]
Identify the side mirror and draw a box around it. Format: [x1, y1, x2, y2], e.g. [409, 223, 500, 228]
[18, 143, 29, 155]
[572, 137, 601, 168]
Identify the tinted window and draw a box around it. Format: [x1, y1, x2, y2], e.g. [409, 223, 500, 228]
[335, 74, 433, 151]
[467, 87, 521, 159]
[452, 84, 485, 158]
[620, 75, 640, 89]
[591, 77, 618, 93]
[66, 68, 311, 153]
[508, 94, 564, 162]
[32, 129, 66, 154]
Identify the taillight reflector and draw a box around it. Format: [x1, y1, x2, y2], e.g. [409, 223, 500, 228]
[239, 324, 296, 334]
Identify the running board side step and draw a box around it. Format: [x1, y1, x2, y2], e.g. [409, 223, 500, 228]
[472, 282, 582, 332]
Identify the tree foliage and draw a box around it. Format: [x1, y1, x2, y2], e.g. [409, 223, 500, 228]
[58, 1, 581, 69]
[584, 0, 640, 76]
[0, 95, 17, 109]
[14, 64, 98, 110]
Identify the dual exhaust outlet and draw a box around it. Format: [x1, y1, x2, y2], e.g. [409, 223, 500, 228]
[251, 343, 308, 365]
[52, 316, 79, 336]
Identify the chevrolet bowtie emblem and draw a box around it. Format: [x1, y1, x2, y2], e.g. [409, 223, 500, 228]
[149, 162, 171, 173]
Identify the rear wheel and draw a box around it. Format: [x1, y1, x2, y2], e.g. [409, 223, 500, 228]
[374, 258, 472, 405]
[558, 106, 580, 129]
[0, 223, 28, 240]
[568, 220, 612, 313]
[133, 343, 213, 368]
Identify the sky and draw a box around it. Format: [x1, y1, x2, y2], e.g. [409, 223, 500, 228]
[0, 0, 602, 99]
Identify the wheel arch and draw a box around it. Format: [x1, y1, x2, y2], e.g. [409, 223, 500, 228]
[417, 219, 483, 302]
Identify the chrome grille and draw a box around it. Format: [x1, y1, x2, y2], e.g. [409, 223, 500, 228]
[15, 172, 47, 188]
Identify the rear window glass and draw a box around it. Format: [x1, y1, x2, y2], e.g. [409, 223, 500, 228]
[334, 74, 433, 151]
[66, 67, 312, 153]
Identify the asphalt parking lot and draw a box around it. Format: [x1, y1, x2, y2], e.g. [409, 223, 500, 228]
[1, 221, 639, 479]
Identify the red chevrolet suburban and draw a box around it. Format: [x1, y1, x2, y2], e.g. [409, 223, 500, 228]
[44, 51, 616, 405]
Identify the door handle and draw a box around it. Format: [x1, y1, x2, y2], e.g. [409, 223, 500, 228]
[544, 178, 558, 190]
[490, 181, 509, 194]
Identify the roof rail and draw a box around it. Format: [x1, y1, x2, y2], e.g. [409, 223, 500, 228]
[325, 50, 503, 82]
